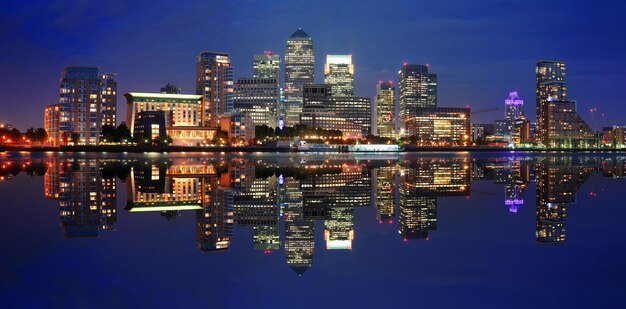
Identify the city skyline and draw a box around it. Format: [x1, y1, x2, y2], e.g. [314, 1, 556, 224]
[2, 1, 626, 129]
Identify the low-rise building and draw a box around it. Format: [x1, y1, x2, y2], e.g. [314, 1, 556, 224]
[405, 107, 470, 146]
[125, 92, 215, 146]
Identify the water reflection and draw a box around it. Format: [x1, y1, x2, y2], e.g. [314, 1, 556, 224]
[1, 154, 625, 275]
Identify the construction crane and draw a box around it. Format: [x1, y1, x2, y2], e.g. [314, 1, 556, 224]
[470, 107, 498, 115]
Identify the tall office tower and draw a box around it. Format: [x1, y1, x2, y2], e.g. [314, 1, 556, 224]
[233, 77, 280, 127]
[54, 66, 117, 145]
[375, 81, 396, 137]
[536, 60, 566, 146]
[398, 64, 437, 127]
[195, 51, 234, 128]
[253, 52, 281, 79]
[284, 28, 315, 126]
[300, 84, 362, 138]
[328, 97, 372, 136]
[535, 60, 595, 148]
[503, 91, 523, 135]
[100, 73, 117, 127]
[324, 55, 354, 97]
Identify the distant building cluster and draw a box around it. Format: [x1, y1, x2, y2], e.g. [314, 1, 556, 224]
[39, 30, 623, 148]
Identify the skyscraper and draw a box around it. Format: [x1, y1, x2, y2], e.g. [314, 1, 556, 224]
[253, 52, 281, 80]
[536, 61, 566, 144]
[100, 73, 117, 128]
[46, 66, 117, 145]
[375, 81, 396, 137]
[324, 54, 354, 97]
[196, 51, 234, 128]
[284, 28, 315, 126]
[535, 60, 596, 148]
[398, 64, 437, 127]
[233, 77, 280, 128]
[503, 91, 524, 135]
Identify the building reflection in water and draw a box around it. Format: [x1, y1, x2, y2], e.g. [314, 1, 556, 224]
[1, 154, 623, 274]
[399, 158, 470, 240]
[45, 158, 117, 238]
[535, 157, 596, 244]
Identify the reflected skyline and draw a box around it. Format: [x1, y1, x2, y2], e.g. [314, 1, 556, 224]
[1, 154, 624, 275]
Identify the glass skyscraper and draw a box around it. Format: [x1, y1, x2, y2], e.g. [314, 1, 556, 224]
[375, 81, 396, 138]
[535, 59, 595, 148]
[284, 28, 315, 126]
[195, 51, 234, 128]
[398, 64, 437, 124]
[324, 54, 354, 97]
[253, 52, 281, 80]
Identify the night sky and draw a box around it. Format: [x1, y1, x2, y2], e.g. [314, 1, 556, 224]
[1, 0, 626, 130]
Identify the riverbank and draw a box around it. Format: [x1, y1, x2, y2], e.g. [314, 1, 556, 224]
[2, 145, 626, 153]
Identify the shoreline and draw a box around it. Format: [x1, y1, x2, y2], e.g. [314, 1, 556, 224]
[2, 145, 626, 153]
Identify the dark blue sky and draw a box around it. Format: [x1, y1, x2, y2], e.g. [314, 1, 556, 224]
[1, 0, 625, 130]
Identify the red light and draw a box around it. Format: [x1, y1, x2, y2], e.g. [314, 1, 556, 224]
[378, 220, 382, 224]
[403, 238, 408, 242]
[388, 220, 393, 224]
[425, 237, 429, 241]
[403, 62, 407, 66]
[263, 50, 273, 55]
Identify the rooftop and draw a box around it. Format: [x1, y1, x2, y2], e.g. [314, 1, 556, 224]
[289, 28, 310, 39]
[124, 92, 202, 100]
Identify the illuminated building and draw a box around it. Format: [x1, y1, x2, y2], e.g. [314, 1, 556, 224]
[543, 99, 596, 148]
[375, 81, 396, 138]
[233, 77, 280, 127]
[48, 66, 117, 145]
[219, 112, 255, 145]
[284, 28, 315, 126]
[535, 157, 596, 243]
[398, 64, 437, 130]
[125, 92, 215, 146]
[44, 104, 61, 146]
[253, 52, 281, 80]
[536, 60, 595, 148]
[329, 97, 372, 136]
[512, 115, 532, 146]
[405, 107, 470, 146]
[300, 84, 369, 138]
[324, 55, 354, 97]
[602, 126, 626, 148]
[195, 51, 234, 128]
[100, 73, 117, 127]
[504, 91, 523, 134]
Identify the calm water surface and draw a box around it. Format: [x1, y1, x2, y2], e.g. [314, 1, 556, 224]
[1, 152, 625, 308]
